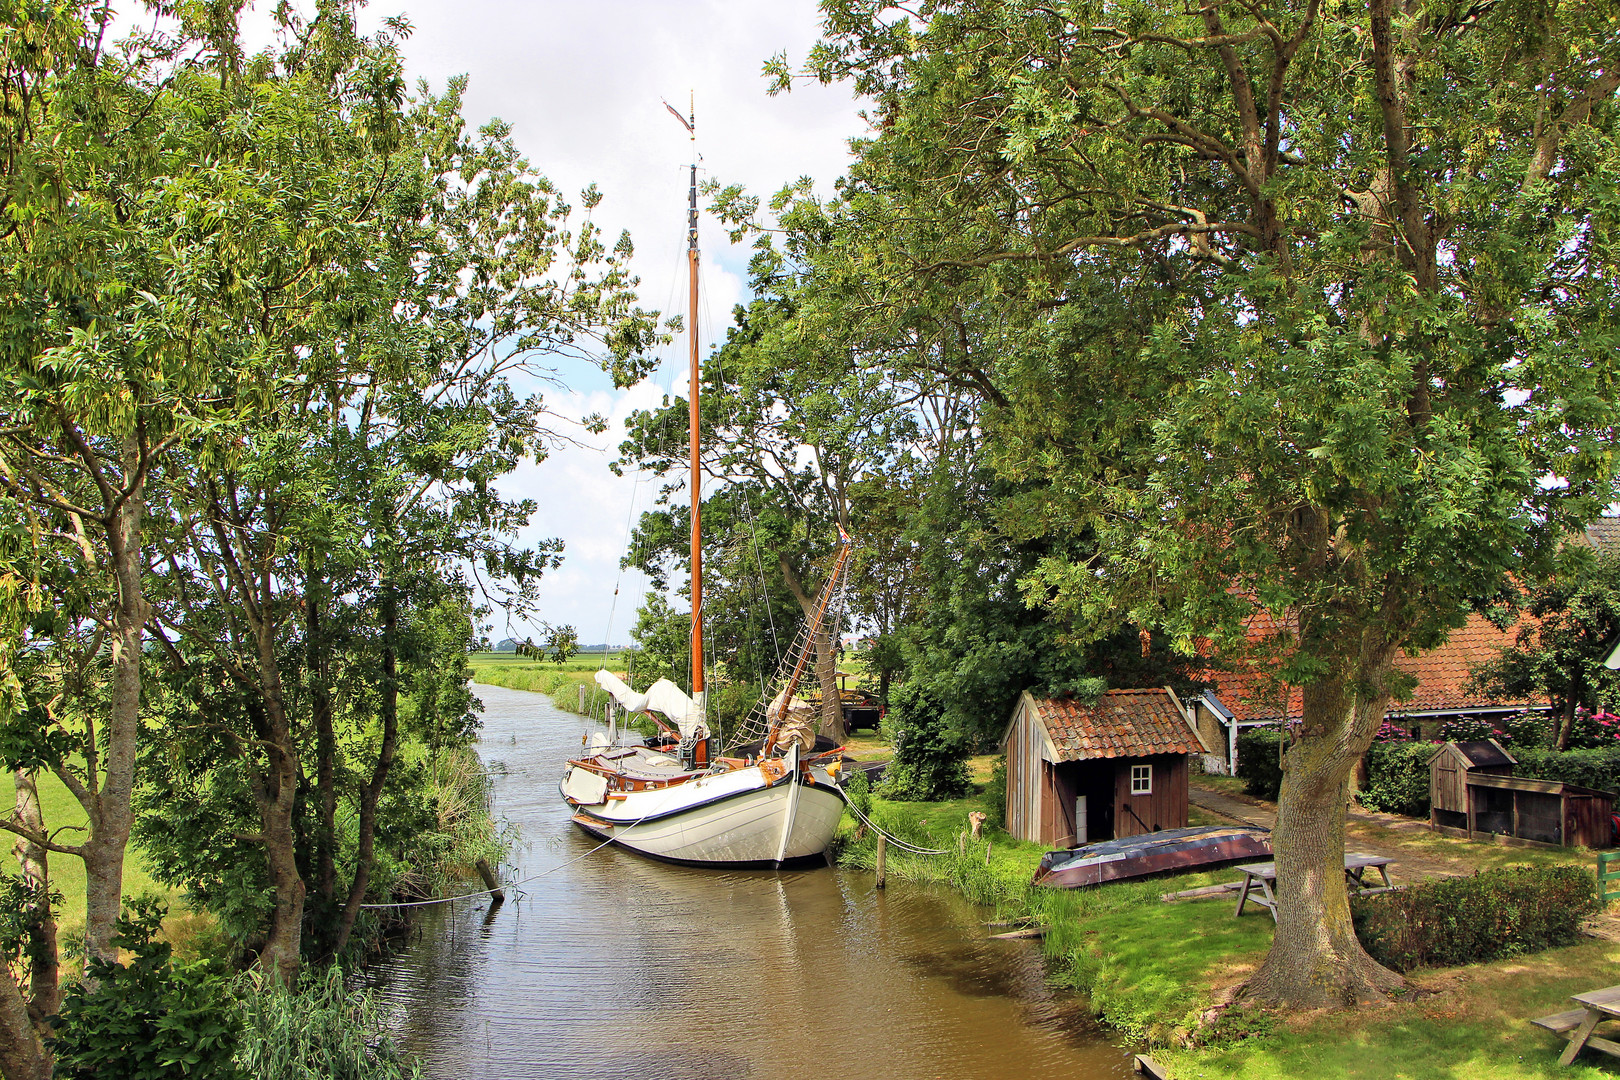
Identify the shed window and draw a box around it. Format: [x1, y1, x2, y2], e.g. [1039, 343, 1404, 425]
[1131, 764, 1153, 795]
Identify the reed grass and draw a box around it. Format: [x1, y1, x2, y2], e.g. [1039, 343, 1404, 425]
[234, 966, 420, 1080]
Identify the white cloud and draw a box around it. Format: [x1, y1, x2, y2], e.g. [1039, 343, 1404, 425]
[376, 1, 867, 643]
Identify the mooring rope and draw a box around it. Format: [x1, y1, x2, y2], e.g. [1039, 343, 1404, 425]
[357, 812, 655, 910]
[361, 780, 952, 910]
[838, 790, 952, 856]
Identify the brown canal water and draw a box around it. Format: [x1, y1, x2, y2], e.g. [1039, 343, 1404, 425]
[369, 683, 1136, 1079]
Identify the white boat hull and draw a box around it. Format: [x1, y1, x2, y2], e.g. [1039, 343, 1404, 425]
[564, 757, 846, 869]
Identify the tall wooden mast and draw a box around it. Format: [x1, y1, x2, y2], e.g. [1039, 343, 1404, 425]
[683, 98, 705, 721]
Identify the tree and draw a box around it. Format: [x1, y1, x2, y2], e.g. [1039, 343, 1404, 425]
[1473, 544, 1620, 749]
[138, 13, 653, 982]
[0, 11, 281, 1049]
[778, 0, 1620, 1007]
[620, 289, 920, 737]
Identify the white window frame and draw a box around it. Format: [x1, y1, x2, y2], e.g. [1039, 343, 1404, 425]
[1130, 763, 1153, 795]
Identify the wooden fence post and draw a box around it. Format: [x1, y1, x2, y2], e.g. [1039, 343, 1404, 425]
[876, 834, 887, 890]
[1599, 851, 1620, 906]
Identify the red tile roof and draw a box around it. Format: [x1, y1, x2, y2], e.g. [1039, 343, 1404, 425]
[1029, 688, 1207, 761]
[1583, 516, 1620, 550]
[1205, 611, 1543, 723]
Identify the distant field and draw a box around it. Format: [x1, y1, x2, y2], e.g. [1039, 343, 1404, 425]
[469, 651, 626, 675]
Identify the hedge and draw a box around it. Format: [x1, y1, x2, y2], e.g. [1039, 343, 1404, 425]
[1357, 740, 1435, 817]
[1235, 727, 1287, 801]
[1352, 864, 1597, 972]
[1511, 745, 1620, 797]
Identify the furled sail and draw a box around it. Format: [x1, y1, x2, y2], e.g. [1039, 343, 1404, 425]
[594, 670, 710, 741]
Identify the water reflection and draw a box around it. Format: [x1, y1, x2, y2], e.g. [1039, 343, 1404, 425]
[369, 683, 1134, 1079]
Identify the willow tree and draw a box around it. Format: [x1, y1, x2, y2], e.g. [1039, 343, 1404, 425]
[782, 0, 1620, 1006]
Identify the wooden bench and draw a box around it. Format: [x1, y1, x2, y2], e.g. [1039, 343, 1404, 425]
[1536, 987, 1620, 1065]
[1233, 854, 1395, 922]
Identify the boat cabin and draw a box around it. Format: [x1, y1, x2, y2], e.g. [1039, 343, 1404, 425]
[999, 688, 1209, 848]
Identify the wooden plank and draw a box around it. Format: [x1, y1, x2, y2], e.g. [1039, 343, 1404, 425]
[1532, 1009, 1592, 1034]
[1134, 1054, 1169, 1079]
[1572, 986, 1620, 1012]
[1583, 1033, 1620, 1059]
[989, 926, 1049, 940]
[1560, 1011, 1602, 1067]
[1162, 882, 1244, 902]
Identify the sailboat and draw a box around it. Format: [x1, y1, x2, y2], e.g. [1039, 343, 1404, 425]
[559, 103, 849, 869]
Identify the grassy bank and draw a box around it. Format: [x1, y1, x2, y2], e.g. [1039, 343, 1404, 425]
[468, 653, 627, 714]
[842, 789, 1620, 1077]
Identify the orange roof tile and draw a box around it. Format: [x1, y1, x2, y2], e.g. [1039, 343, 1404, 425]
[1203, 611, 1543, 722]
[1029, 688, 1207, 761]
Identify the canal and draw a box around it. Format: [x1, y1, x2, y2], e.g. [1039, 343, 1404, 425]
[370, 682, 1136, 1079]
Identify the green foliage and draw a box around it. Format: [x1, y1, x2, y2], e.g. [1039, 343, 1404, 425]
[1352, 865, 1597, 973]
[983, 755, 1008, 830]
[233, 966, 419, 1080]
[1358, 741, 1436, 818]
[625, 593, 689, 692]
[879, 682, 971, 801]
[1235, 727, 1287, 802]
[1435, 710, 1556, 747]
[51, 900, 241, 1080]
[1511, 745, 1620, 797]
[1472, 545, 1620, 744]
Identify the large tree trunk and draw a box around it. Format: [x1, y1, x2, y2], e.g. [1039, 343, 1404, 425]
[251, 622, 305, 986]
[83, 440, 147, 966]
[812, 624, 843, 739]
[0, 972, 50, 1080]
[10, 770, 58, 1022]
[331, 593, 400, 959]
[1243, 652, 1405, 1007]
[256, 741, 305, 986]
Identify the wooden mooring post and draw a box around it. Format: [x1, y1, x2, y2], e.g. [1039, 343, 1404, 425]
[875, 834, 887, 889]
[578, 684, 587, 713]
[475, 858, 505, 903]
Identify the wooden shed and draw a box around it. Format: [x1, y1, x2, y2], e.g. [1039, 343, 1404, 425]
[999, 688, 1209, 848]
[1429, 739, 1516, 830]
[1430, 740, 1614, 848]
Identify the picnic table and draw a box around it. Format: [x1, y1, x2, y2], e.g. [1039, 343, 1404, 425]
[1232, 853, 1396, 922]
[1534, 986, 1620, 1066]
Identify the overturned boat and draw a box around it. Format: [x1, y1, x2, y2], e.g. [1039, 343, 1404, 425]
[1032, 824, 1272, 889]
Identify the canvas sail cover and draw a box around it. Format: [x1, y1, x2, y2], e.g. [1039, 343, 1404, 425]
[767, 688, 817, 752]
[595, 670, 710, 741]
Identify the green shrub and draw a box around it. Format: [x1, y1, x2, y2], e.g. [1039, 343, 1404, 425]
[51, 900, 241, 1080]
[1235, 727, 1287, 801]
[1352, 864, 1597, 972]
[1358, 740, 1436, 817]
[1511, 745, 1620, 796]
[983, 756, 1008, 830]
[880, 683, 971, 801]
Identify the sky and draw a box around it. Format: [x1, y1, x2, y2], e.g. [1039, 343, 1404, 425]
[289, 1, 872, 647]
